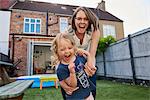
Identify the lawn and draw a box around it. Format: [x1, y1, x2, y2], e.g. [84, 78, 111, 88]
[23, 80, 150, 100]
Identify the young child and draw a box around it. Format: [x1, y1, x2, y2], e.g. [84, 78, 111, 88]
[51, 33, 95, 100]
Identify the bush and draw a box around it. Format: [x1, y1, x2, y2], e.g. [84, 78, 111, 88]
[97, 35, 116, 54]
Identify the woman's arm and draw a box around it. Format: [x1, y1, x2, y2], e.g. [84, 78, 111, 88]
[86, 29, 100, 76]
[90, 29, 100, 62]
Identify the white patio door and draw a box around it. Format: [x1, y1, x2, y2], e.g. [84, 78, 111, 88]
[27, 40, 34, 75]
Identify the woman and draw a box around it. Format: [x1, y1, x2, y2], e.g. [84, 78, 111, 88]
[60, 6, 100, 99]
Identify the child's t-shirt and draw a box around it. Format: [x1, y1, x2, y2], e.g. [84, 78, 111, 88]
[57, 55, 92, 99]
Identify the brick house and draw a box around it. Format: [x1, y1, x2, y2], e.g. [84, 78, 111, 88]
[7, 0, 124, 76]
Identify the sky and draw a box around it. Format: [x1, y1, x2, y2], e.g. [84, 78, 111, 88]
[33, 0, 150, 37]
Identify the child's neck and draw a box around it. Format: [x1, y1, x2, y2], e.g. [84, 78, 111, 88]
[61, 55, 76, 65]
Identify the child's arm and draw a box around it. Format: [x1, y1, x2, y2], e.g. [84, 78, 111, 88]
[65, 62, 77, 88]
[59, 80, 79, 95]
[57, 63, 78, 95]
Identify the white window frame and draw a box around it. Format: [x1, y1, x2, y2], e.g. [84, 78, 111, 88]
[103, 24, 116, 38]
[23, 17, 41, 34]
[59, 17, 68, 33]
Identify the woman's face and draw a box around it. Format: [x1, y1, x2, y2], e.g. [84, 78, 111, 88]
[75, 10, 89, 34]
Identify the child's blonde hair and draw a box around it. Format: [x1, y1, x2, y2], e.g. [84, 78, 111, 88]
[51, 33, 76, 62]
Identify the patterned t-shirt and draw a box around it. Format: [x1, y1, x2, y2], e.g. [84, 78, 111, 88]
[57, 55, 92, 99]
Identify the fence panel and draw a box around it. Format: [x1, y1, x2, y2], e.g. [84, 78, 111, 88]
[131, 30, 150, 80]
[105, 39, 133, 79]
[96, 27, 150, 81]
[96, 53, 104, 76]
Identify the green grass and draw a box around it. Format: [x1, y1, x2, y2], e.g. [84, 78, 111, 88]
[23, 80, 150, 100]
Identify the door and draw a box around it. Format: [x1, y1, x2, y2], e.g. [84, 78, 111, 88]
[27, 40, 34, 75]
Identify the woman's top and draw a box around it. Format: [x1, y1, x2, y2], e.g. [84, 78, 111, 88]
[66, 25, 93, 51]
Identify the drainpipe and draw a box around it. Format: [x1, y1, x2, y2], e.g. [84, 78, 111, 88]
[12, 33, 15, 63]
[128, 34, 137, 84]
[46, 11, 49, 35]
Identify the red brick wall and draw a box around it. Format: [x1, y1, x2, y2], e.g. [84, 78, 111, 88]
[10, 10, 71, 75]
[10, 10, 47, 34]
[12, 37, 52, 76]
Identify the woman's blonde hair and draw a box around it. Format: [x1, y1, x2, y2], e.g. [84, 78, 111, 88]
[72, 6, 99, 31]
[51, 33, 76, 61]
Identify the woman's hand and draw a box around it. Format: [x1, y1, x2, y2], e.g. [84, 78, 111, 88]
[84, 63, 97, 76]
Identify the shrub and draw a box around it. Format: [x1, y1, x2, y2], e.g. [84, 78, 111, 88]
[97, 35, 116, 54]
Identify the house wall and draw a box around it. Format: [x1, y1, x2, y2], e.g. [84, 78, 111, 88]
[9, 9, 124, 76]
[99, 20, 124, 40]
[10, 10, 47, 34]
[10, 10, 47, 75]
[48, 13, 71, 36]
[9, 10, 71, 75]
[10, 36, 53, 76]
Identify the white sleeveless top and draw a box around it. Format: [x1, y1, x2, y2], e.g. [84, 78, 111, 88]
[66, 26, 93, 51]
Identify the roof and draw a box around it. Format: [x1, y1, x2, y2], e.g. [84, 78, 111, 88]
[0, 0, 17, 10]
[11, 1, 123, 22]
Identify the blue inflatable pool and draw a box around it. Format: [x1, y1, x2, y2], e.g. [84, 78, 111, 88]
[17, 74, 57, 88]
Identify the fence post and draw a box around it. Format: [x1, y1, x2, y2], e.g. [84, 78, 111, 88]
[103, 52, 106, 78]
[128, 34, 137, 84]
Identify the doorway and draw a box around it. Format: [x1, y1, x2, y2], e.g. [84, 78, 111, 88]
[27, 41, 55, 75]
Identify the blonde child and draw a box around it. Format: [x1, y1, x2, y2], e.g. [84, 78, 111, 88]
[51, 33, 95, 100]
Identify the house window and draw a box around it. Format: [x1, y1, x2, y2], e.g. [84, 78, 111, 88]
[60, 17, 68, 33]
[103, 25, 116, 38]
[24, 18, 41, 34]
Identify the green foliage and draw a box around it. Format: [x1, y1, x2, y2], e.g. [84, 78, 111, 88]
[97, 35, 116, 53]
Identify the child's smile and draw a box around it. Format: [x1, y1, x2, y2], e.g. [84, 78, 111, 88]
[64, 52, 71, 61]
[57, 38, 76, 64]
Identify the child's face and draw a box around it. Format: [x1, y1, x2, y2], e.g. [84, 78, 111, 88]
[57, 38, 75, 63]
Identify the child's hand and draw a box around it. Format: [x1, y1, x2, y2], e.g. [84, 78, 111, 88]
[68, 62, 75, 74]
[66, 87, 79, 95]
[59, 80, 79, 95]
[76, 49, 89, 57]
